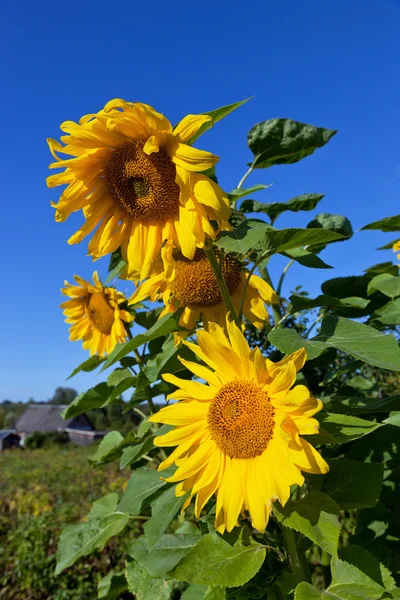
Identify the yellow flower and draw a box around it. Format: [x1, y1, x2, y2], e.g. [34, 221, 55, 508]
[47, 100, 231, 280]
[393, 240, 400, 260]
[60, 272, 133, 356]
[149, 319, 328, 534]
[129, 249, 278, 330]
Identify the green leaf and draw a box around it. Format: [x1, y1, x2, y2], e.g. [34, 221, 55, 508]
[89, 431, 124, 466]
[186, 97, 251, 145]
[106, 248, 127, 283]
[307, 213, 353, 238]
[313, 315, 400, 370]
[119, 434, 155, 469]
[321, 276, 371, 299]
[294, 582, 322, 599]
[322, 395, 400, 415]
[101, 310, 184, 371]
[62, 383, 112, 419]
[129, 533, 200, 577]
[368, 273, 400, 299]
[181, 586, 208, 600]
[274, 491, 340, 555]
[365, 261, 399, 276]
[289, 293, 340, 312]
[55, 493, 129, 574]
[247, 118, 337, 169]
[330, 545, 397, 597]
[268, 328, 327, 360]
[97, 572, 127, 599]
[107, 368, 133, 387]
[372, 298, 400, 324]
[241, 193, 325, 224]
[125, 561, 173, 600]
[169, 533, 266, 587]
[229, 184, 270, 202]
[361, 214, 400, 232]
[317, 413, 383, 444]
[117, 468, 171, 514]
[320, 459, 384, 509]
[285, 248, 332, 269]
[216, 222, 344, 256]
[144, 485, 189, 551]
[67, 355, 106, 379]
[378, 237, 400, 250]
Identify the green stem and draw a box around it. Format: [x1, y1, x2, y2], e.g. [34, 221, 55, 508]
[236, 164, 254, 190]
[283, 526, 310, 584]
[205, 244, 240, 326]
[263, 268, 282, 327]
[276, 259, 294, 297]
[304, 311, 325, 338]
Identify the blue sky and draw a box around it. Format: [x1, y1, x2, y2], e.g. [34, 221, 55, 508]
[1, 0, 399, 401]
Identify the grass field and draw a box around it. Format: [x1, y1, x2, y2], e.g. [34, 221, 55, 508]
[0, 445, 133, 600]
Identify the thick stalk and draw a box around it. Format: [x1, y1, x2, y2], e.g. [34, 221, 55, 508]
[283, 526, 310, 584]
[205, 244, 240, 326]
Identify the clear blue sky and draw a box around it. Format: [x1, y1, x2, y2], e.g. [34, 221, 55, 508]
[1, 0, 399, 402]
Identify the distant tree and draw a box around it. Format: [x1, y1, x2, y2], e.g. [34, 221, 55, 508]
[4, 412, 16, 428]
[2, 399, 12, 405]
[27, 397, 35, 404]
[48, 387, 78, 405]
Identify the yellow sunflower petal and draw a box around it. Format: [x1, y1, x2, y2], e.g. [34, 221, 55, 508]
[173, 114, 213, 143]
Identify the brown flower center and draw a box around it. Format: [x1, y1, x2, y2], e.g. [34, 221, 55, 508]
[169, 250, 242, 307]
[87, 293, 115, 335]
[104, 142, 180, 223]
[208, 380, 275, 459]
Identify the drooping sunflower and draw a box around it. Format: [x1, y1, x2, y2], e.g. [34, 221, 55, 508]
[129, 248, 278, 330]
[61, 272, 133, 356]
[149, 319, 328, 534]
[47, 100, 230, 280]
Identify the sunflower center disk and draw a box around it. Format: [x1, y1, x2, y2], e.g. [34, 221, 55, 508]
[87, 293, 115, 335]
[208, 381, 275, 459]
[105, 142, 180, 223]
[169, 250, 242, 308]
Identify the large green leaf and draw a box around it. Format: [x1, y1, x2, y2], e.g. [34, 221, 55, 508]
[117, 468, 172, 514]
[101, 310, 184, 371]
[247, 118, 337, 169]
[144, 486, 189, 551]
[216, 222, 344, 256]
[62, 383, 114, 419]
[169, 533, 266, 587]
[372, 298, 400, 325]
[67, 355, 106, 379]
[284, 248, 333, 269]
[273, 492, 340, 555]
[368, 273, 400, 299]
[313, 315, 400, 370]
[125, 561, 172, 600]
[321, 276, 371, 299]
[55, 493, 129, 574]
[361, 214, 400, 232]
[128, 533, 200, 577]
[240, 193, 324, 224]
[307, 213, 353, 238]
[119, 434, 156, 469]
[288, 293, 340, 312]
[89, 431, 124, 466]
[186, 97, 251, 145]
[97, 572, 128, 600]
[295, 546, 397, 599]
[268, 328, 327, 360]
[317, 413, 383, 444]
[107, 367, 133, 387]
[322, 395, 400, 415]
[319, 459, 384, 509]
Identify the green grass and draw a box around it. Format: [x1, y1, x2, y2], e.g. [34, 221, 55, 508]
[0, 446, 133, 600]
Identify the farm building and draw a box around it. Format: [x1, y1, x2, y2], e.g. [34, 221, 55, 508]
[15, 405, 105, 446]
[0, 429, 21, 451]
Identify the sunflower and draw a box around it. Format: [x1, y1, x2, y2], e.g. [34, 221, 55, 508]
[61, 272, 133, 356]
[393, 240, 400, 261]
[47, 100, 231, 280]
[129, 248, 278, 330]
[149, 319, 328, 534]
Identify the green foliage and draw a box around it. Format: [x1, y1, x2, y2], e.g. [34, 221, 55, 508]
[240, 192, 324, 224]
[186, 97, 251, 145]
[247, 118, 336, 168]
